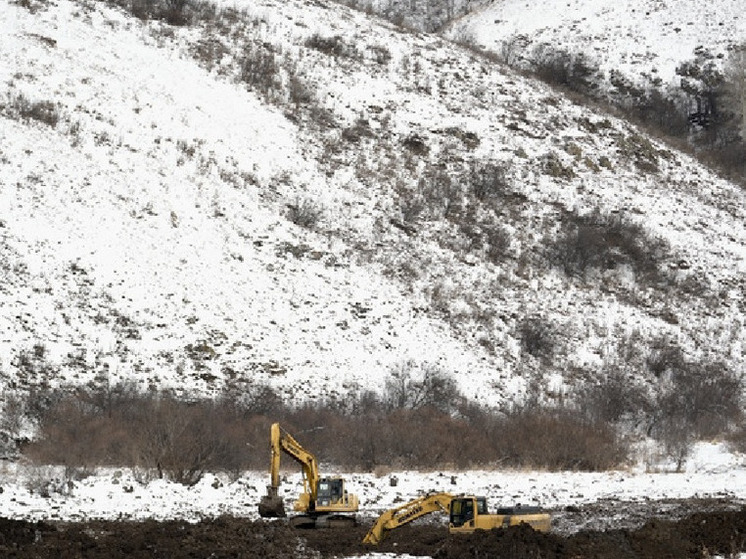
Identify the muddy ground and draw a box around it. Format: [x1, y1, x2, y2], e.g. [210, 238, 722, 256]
[1, 499, 745, 558]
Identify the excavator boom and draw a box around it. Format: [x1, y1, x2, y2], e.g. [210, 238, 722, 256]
[259, 423, 320, 518]
[363, 492, 455, 545]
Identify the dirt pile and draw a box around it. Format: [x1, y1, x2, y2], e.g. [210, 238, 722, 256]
[0, 518, 302, 558]
[0, 505, 744, 558]
[432, 507, 746, 559]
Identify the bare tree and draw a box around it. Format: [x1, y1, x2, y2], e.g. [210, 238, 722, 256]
[723, 45, 746, 141]
[647, 359, 742, 470]
[383, 361, 461, 412]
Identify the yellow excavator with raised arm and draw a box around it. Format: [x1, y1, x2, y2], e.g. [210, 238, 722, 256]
[258, 422, 359, 528]
[363, 492, 550, 545]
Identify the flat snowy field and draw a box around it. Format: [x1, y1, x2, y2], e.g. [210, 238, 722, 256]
[0, 442, 743, 524]
[1, 443, 743, 558]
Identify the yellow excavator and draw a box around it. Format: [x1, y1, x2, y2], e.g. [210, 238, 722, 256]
[363, 491, 550, 545]
[258, 422, 359, 528]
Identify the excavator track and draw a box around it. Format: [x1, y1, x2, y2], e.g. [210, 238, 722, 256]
[317, 514, 357, 529]
[288, 515, 317, 529]
[288, 514, 357, 529]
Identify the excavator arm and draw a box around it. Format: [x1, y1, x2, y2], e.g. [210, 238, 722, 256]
[259, 422, 320, 517]
[363, 492, 455, 545]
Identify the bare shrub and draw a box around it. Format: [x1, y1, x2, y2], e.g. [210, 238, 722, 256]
[577, 366, 652, 427]
[0, 392, 31, 457]
[628, 87, 689, 137]
[517, 315, 556, 360]
[286, 197, 324, 230]
[2, 93, 60, 127]
[727, 422, 746, 455]
[491, 407, 629, 470]
[341, 117, 375, 144]
[383, 407, 479, 468]
[161, 0, 190, 25]
[25, 393, 137, 468]
[540, 151, 576, 180]
[655, 417, 694, 472]
[368, 44, 392, 66]
[723, 44, 746, 142]
[548, 207, 669, 282]
[304, 34, 359, 60]
[653, 361, 741, 440]
[23, 363, 734, 475]
[466, 161, 509, 203]
[383, 361, 462, 413]
[140, 396, 229, 485]
[12, 343, 58, 380]
[283, 402, 489, 470]
[498, 35, 531, 66]
[11, 0, 45, 12]
[24, 465, 76, 498]
[401, 133, 429, 156]
[484, 224, 511, 263]
[114, 0, 216, 25]
[708, 45, 746, 179]
[287, 72, 314, 108]
[25, 385, 255, 485]
[126, 0, 153, 21]
[614, 133, 670, 173]
[417, 167, 463, 220]
[397, 193, 427, 224]
[646, 338, 687, 378]
[677, 48, 724, 131]
[191, 37, 229, 71]
[639, 356, 741, 470]
[238, 42, 282, 101]
[79, 377, 142, 418]
[532, 46, 600, 94]
[456, 219, 483, 253]
[225, 381, 284, 417]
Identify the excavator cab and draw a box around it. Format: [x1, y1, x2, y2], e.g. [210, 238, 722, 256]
[317, 478, 344, 508]
[449, 496, 487, 527]
[449, 497, 473, 527]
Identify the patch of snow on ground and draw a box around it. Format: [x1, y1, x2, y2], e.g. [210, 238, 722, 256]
[0, 443, 743, 525]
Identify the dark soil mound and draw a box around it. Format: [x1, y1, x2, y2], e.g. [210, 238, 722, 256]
[0, 505, 744, 558]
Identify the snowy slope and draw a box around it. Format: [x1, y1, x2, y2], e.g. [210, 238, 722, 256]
[1, 0, 493, 401]
[0, 0, 745, 413]
[446, 0, 746, 92]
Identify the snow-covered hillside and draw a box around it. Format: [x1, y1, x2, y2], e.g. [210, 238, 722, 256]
[1, 0, 745, 414]
[446, 0, 746, 100]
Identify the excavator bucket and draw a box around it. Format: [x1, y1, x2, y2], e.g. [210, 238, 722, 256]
[258, 494, 286, 518]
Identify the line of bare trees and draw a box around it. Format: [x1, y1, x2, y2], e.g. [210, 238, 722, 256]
[5, 349, 741, 485]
